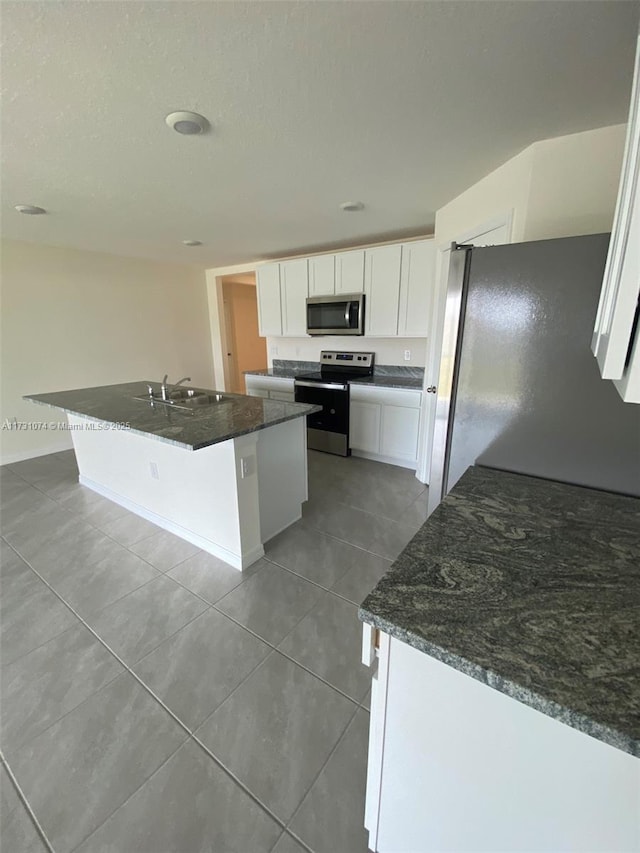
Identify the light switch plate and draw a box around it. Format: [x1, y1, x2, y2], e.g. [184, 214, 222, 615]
[404, 349, 411, 361]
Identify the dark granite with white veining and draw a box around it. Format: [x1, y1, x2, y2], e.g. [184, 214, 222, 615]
[359, 465, 640, 756]
[24, 382, 320, 451]
[244, 360, 425, 390]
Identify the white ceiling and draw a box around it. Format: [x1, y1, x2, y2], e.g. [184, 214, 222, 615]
[1, 1, 638, 268]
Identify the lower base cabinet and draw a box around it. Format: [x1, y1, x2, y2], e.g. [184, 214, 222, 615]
[350, 386, 422, 469]
[362, 630, 640, 853]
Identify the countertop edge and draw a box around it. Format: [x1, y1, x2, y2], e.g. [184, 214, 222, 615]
[24, 394, 320, 452]
[358, 607, 640, 758]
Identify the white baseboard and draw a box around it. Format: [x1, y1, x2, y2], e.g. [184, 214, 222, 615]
[79, 475, 264, 571]
[1, 442, 74, 466]
[351, 449, 417, 470]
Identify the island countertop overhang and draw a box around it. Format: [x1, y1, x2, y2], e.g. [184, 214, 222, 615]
[24, 381, 321, 451]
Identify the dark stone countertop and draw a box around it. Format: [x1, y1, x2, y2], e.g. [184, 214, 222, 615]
[359, 465, 640, 756]
[244, 361, 425, 391]
[24, 382, 321, 451]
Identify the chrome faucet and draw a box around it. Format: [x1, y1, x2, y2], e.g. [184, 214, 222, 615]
[161, 374, 191, 401]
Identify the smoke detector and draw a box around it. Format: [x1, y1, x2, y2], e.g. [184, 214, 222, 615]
[165, 111, 209, 135]
[15, 204, 47, 215]
[182, 240, 202, 247]
[339, 201, 364, 212]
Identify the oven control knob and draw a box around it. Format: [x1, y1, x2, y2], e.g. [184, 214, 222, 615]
[330, 408, 336, 414]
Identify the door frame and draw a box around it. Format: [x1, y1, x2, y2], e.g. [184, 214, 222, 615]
[415, 211, 514, 486]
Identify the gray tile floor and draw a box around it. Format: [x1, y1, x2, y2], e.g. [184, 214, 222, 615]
[0, 448, 427, 853]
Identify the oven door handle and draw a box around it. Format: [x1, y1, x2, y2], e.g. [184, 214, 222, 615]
[295, 380, 348, 391]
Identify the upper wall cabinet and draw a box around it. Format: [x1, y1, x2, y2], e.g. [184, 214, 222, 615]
[280, 258, 309, 337]
[398, 240, 436, 337]
[309, 254, 336, 296]
[257, 239, 435, 339]
[364, 245, 403, 336]
[592, 31, 639, 404]
[336, 250, 366, 294]
[256, 263, 282, 337]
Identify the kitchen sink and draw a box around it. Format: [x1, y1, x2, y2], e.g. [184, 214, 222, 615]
[132, 391, 228, 411]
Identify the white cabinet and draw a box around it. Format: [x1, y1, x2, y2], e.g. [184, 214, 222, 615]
[245, 375, 295, 402]
[381, 405, 420, 460]
[350, 385, 422, 468]
[256, 264, 282, 337]
[257, 240, 434, 340]
[280, 259, 309, 337]
[398, 239, 436, 337]
[309, 254, 336, 297]
[364, 245, 403, 336]
[335, 250, 365, 294]
[350, 400, 381, 454]
[592, 33, 640, 404]
[363, 631, 639, 853]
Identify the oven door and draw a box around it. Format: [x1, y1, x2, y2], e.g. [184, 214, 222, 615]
[306, 294, 364, 336]
[294, 380, 351, 456]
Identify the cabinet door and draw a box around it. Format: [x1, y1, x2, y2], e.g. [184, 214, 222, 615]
[364, 245, 402, 336]
[350, 400, 381, 453]
[381, 405, 420, 461]
[309, 254, 336, 296]
[398, 240, 435, 337]
[256, 264, 282, 337]
[280, 258, 309, 337]
[335, 250, 365, 294]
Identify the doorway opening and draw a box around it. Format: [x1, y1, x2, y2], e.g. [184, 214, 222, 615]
[220, 273, 267, 394]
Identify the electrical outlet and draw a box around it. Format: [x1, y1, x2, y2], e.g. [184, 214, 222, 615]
[240, 456, 255, 479]
[149, 461, 159, 480]
[270, 345, 278, 356]
[404, 349, 411, 361]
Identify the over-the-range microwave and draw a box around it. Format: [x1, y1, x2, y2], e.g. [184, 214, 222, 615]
[306, 293, 365, 336]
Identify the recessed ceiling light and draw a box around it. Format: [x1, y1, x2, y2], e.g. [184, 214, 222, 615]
[165, 111, 209, 135]
[182, 240, 202, 247]
[15, 204, 47, 215]
[339, 201, 364, 212]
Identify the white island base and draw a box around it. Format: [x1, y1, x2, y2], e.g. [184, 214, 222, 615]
[68, 414, 307, 569]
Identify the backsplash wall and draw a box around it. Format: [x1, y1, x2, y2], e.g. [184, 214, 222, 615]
[266, 337, 428, 367]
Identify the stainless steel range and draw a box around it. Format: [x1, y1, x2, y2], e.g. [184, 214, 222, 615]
[294, 350, 375, 457]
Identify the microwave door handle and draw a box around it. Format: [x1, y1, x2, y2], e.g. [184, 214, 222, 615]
[344, 302, 351, 327]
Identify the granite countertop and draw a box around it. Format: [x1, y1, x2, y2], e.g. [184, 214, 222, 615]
[359, 465, 640, 756]
[244, 360, 425, 391]
[25, 381, 320, 451]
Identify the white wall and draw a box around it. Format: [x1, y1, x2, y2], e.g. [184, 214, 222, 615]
[524, 124, 626, 241]
[267, 336, 427, 368]
[434, 124, 626, 247]
[435, 146, 533, 246]
[1, 240, 214, 463]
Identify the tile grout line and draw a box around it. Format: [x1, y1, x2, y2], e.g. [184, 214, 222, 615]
[260, 551, 387, 608]
[283, 698, 363, 841]
[3, 552, 300, 848]
[66, 739, 189, 853]
[0, 751, 56, 853]
[3, 456, 389, 848]
[163, 565, 369, 709]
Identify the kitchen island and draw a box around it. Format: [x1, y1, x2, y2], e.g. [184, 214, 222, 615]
[25, 381, 320, 569]
[359, 466, 640, 852]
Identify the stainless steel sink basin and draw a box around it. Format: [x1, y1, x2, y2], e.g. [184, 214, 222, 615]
[132, 391, 228, 411]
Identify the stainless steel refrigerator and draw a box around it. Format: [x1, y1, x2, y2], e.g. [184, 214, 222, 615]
[428, 233, 640, 514]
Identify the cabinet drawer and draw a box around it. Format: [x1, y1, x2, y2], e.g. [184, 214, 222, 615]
[350, 384, 422, 409]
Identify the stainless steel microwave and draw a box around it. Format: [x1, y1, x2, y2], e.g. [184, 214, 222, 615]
[306, 293, 365, 336]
